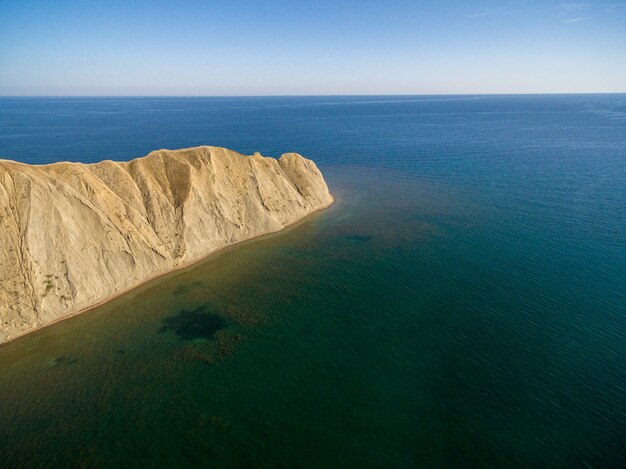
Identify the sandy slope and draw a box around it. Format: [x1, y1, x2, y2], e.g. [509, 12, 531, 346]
[0, 146, 333, 343]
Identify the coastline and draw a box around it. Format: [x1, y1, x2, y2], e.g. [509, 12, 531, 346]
[0, 195, 335, 348]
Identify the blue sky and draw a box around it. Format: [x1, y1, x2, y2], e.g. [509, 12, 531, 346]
[1, 0, 625, 95]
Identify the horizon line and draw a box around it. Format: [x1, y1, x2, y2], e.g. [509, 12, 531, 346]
[1, 91, 626, 99]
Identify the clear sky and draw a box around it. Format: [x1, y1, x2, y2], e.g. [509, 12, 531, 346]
[1, 0, 625, 95]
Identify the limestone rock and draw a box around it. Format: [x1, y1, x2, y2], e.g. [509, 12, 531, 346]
[0, 146, 333, 343]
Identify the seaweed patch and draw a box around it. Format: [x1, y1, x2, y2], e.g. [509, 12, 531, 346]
[159, 306, 227, 340]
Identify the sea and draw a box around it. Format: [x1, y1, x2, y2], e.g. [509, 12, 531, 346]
[0, 95, 624, 467]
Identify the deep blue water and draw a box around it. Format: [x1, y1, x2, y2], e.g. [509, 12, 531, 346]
[0, 95, 625, 467]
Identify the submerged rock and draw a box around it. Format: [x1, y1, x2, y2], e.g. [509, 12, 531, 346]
[0, 146, 333, 343]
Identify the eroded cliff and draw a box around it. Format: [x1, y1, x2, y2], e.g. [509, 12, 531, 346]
[0, 146, 333, 343]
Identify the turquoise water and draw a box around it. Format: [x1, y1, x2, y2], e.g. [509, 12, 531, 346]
[0, 95, 625, 467]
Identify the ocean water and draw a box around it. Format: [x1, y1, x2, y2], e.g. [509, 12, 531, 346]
[0, 95, 625, 467]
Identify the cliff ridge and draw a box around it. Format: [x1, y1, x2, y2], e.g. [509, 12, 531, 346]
[0, 146, 333, 343]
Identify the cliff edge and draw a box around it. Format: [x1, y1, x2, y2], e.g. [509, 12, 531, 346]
[0, 146, 333, 343]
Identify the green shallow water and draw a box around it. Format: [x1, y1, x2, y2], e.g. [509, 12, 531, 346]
[0, 167, 623, 467]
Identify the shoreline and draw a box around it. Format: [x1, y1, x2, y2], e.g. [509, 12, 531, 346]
[0, 195, 335, 348]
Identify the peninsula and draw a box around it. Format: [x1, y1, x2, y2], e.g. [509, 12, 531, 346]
[0, 146, 333, 343]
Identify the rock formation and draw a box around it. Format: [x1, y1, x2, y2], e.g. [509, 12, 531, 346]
[0, 146, 333, 343]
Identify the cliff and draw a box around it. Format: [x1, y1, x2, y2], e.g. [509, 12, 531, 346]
[0, 146, 333, 343]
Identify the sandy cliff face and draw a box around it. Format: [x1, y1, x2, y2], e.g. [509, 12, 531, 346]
[0, 146, 333, 343]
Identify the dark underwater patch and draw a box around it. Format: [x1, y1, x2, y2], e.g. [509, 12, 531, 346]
[159, 306, 227, 340]
[53, 356, 78, 366]
[345, 234, 372, 243]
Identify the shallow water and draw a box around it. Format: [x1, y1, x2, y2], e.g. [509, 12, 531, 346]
[0, 95, 625, 467]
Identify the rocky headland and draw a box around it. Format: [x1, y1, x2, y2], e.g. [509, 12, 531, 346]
[0, 146, 333, 343]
